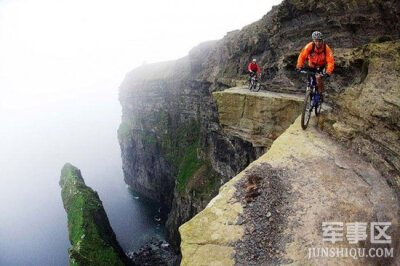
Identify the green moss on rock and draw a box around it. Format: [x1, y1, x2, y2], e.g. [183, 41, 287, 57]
[60, 163, 130, 266]
[138, 109, 203, 191]
[176, 141, 205, 193]
[370, 35, 394, 44]
[117, 122, 133, 140]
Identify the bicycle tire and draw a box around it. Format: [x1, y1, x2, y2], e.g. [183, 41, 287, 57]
[253, 82, 260, 92]
[315, 101, 322, 116]
[301, 89, 312, 130]
[315, 94, 322, 116]
[250, 79, 257, 91]
[248, 79, 254, 91]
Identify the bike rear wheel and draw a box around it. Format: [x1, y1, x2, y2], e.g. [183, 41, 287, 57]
[301, 89, 313, 130]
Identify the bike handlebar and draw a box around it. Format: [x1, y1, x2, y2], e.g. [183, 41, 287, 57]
[298, 68, 329, 78]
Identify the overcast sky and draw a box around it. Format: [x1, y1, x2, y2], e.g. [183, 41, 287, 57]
[0, 0, 282, 112]
[0, 0, 284, 189]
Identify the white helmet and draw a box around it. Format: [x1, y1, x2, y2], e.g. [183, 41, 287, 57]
[312, 31, 323, 41]
[252, 58, 257, 62]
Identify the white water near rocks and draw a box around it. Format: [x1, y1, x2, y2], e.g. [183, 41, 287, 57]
[0, 93, 165, 265]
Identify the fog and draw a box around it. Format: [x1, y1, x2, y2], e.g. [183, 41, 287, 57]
[0, 94, 121, 264]
[0, 0, 282, 264]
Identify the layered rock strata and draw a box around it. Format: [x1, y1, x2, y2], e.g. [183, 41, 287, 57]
[319, 41, 400, 195]
[213, 87, 303, 148]
[201, 0, 400, 94]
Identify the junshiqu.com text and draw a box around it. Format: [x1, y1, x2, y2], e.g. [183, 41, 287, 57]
[308, 247, 394, 259]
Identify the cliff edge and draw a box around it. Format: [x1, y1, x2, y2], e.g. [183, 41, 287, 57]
[179, 40, 400, 265]
[59, 163, 131, 266]
[179, 116, 399, 265]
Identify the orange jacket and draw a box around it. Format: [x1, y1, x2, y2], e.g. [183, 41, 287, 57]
[296, 42, 334, 74]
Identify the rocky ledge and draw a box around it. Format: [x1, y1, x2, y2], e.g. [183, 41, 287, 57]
[213, 87, 303, 148]
[59, 163, 131, 266]
[179, 116, 399, 265]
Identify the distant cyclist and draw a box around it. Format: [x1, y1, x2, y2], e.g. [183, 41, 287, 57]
[248, 58, 261, 79]
[296, 31, 334, 101]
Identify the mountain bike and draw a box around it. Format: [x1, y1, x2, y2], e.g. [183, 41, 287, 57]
[248, 72, 260, 92]
[299, 68, 327, 130]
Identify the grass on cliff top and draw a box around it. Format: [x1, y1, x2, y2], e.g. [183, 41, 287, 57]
[60, 164, 125, 266]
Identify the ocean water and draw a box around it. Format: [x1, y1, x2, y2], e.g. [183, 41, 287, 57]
[0, 94, 165, 265]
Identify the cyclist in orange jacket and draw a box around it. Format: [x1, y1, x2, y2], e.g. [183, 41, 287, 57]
[296, 31, 334, 98]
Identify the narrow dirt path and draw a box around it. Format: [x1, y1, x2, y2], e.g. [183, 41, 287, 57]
[234, 116, 399, 265]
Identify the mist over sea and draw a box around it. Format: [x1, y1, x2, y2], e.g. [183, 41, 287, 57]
[0, 91, 165, 265]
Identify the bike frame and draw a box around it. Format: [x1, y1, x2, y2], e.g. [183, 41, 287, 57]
[300, 69, 324, 129]
[248, 72, 259, 91]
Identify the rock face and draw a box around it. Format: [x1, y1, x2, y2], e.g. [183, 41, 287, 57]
[201, 0, 400, 94]
[118, 0, 400, 252]
[179, 117, 400, 265]
[118, 46, 262, 248]
[213, 87, 303, 148]
[319, 41, 400, 195]
[59, 163, 131, 266]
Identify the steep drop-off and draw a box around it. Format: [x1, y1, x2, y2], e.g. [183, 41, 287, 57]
[180, 116, 399, 265]
[60, 163, 131, 266]
[118, 0, 400, 251]
[180, 39, 400, 264]
[118, 48, 261, 248]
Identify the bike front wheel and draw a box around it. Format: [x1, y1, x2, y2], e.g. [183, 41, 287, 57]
[249, 79, 256, 91]
[301, 90, 313, 130]
[315, 95, 322, 116]
[315, 102, 322, 116]
[248, 80, 253, 90]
